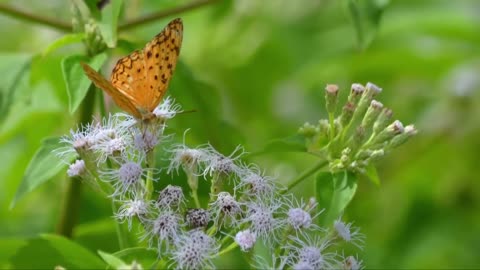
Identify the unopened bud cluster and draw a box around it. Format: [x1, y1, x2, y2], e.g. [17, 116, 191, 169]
[299, 82, 417, 174]
[70, 1, 107, 54]
[57, 97, 365, 269]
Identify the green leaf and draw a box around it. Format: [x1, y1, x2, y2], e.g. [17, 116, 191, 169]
[9, 234, 105, 269]
[169, 61, 238, 153]
[0, 238, 27, 268]
[315, 170, 358, 226]
[113, 247, 158, 269]
[31, 55, 69, 107]
[42, 33, 85, 56]
[252, 134, 307, 156]
[61, 53, 107, 114]
[0, 53, 31, 124]
[365, 163, 381, 186]
[346, 0, 390, 49]
[98, 250, 127, 269]
[98, 0, 123, 48]
[11, 137, 69, 208]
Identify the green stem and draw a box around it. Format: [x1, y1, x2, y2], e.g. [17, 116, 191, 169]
[275, 226, 293, 269]
[145, 149, 156, 200]
[0, 3, 71, 32]
[56, 86, 96, 237]
[191, 189, 201, 208]
[186, 169, 200, 208]
[282, 160, 329, 194]
[215, 241, 238, 257]
[118, 0, 222, 31]
[328, 112, 335, 140]
[112, 201, 129, 249]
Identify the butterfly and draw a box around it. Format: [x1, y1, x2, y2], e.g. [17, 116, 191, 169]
[81, 18, 183, 120]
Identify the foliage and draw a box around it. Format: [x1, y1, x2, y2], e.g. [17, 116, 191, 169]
[0, 0, 479, 269]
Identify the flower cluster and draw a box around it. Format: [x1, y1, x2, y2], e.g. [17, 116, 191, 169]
[57, 96, 366, 269]
[298, 83, 417, 174]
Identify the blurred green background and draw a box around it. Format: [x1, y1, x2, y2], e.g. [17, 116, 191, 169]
[1, 0, 479, 268]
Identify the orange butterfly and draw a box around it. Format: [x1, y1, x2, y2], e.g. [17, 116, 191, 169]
[81, 18, 183, 120]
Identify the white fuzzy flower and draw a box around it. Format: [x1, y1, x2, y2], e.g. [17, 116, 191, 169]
[153, 96, 182, 120]
[168, 144, 205, 174]
[334, 217, 365, 249]
[115, 198, 153, 230]
[156, 185, 185, 209]
[209, 192, 242, 227]
[288, 234, 339, 270]
[235, 230, 256, 252]
[142, 210, 182, 254]
[67, 159, 86, 177]
[171, 229, 218, 270]
[242, 201, 283, 244]
[101, 159, 154, 199]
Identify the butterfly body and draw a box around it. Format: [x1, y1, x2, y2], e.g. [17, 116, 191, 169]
[81, 18, 183, 120]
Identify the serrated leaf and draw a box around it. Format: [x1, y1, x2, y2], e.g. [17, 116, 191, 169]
[11, 137, 68, 208]
[9, 234, 105, 269]
[42, 33, 85, 56]
[98, 0, 123, 48]
[365, 163, 380, 186]
[98, 250, 127, 269]
[61, 53, 107, 114]
[315, 170, 358, 226]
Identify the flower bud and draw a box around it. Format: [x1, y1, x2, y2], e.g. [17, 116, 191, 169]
[325, 84, 339, 114]
[373, 108, 393, 134]
[389, 124, 417, 148]
[348, 83, 365, 105]
[364, 82, 382, 99]
[339, 102, 356, 128]
[368, 149, 385, 162]
[186, 208, 210, 228]
[156, 185, 184, 209]
[361, 100, 383, 131]
[371, 120, 404, 145]
[349, 126, 366, 153]
[298, 122, 318, 138]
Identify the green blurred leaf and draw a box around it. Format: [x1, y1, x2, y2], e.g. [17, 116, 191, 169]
[0, 53, 31, 124]
[0, 238, 27, 268]
[62, 53, 107, 114]
[11, 137, 67, 208]
[113, 247, 158, 269]
[42, 33, 85, 56]
[98, 250, 126, 269]
[253, 134, 307, 156]
[9, 234, 105, 269]
[346, 0, 390, 49]
[99, 0, 123, 48]
[316, 170, 358, 226]
[169, 61, 240, 153]
[365, 163, 381, 186]
[31, 54, 69, 107]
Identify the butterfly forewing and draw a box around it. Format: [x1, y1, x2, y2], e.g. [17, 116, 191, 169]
[81, 18, 183, 119]
[80, 62, 141, 118]
[143, 18, 183, 112]
[109, 18, 183, 116]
